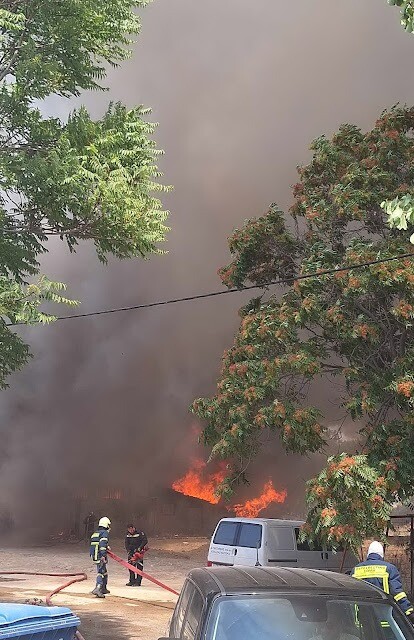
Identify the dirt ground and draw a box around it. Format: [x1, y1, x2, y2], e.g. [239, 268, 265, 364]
[0, 537, 210, 639]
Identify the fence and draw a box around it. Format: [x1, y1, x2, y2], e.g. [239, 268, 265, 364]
[385, 514, 414, 597]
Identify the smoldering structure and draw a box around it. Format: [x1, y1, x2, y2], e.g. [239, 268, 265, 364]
[0, 0, 413, 537]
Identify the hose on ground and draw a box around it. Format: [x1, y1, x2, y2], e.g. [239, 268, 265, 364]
[0, 571, 87, 639]
[0, 570, 87, 606]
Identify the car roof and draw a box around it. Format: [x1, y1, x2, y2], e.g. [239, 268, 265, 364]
[215, 517, 304, 527]
[187, 567, 388, 601]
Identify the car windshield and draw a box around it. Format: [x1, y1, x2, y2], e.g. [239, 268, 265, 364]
[205, 594, 413, 640]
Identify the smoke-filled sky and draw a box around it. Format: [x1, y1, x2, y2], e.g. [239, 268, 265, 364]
[1, 0, 414, 527]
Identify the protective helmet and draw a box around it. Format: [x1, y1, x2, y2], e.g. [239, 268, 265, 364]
[368, 541, 384, 558]
[98, 516, 111, 529]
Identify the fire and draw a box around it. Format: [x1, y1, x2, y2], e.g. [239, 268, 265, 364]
[232, 480, 287, 518]
[172, 459, 287, 516]
[172, 459, 226, 504]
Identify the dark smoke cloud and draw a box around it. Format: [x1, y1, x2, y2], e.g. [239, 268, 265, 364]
[1, 0, 413, 531]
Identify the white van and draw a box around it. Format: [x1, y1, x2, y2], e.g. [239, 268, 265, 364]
[207, 517, 358, 572]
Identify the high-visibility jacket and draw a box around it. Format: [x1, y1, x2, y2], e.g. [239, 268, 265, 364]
[352, 553, 413, 617]
[89, 526, 109, 564]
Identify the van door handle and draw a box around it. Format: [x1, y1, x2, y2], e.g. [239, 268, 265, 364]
[325, 553, 328, 560]
[234, 549, 237, 556]
[321, 552, 324, 560]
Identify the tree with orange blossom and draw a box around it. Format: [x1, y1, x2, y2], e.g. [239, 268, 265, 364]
[192, 106, 414, 552]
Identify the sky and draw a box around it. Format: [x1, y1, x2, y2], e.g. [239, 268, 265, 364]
[1, 0, 414, 529]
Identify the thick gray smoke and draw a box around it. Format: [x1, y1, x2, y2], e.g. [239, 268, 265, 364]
[1, 0, 413, 533]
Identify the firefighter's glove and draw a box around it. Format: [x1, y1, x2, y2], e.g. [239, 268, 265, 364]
[100, 556, 108, 564]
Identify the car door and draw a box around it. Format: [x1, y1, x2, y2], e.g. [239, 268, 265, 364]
[208, 520, 239, 566]
[169, 580, 195, 638]
[294, 526, 328, 569]
[181, 585, 204, 640]
[232, 522, 262, 566]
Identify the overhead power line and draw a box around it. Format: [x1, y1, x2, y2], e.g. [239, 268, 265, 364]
[5, 251, 414, 327]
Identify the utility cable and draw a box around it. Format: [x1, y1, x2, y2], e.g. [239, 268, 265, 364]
[4, 251, 414, 327]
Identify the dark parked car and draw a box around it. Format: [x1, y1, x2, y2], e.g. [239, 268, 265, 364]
[159, 566, 414, 640]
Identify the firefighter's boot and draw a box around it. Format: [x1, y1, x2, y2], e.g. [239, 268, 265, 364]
[92, 586, 105, 598]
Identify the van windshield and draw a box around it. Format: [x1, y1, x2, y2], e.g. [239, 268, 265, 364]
[205, 595, 412, 640]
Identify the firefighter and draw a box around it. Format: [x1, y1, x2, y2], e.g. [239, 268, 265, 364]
[90, 516, 111, 598]
[352, 541, 414, 625]
[125, 523, 148, 586]
[83, 511, 96, 542]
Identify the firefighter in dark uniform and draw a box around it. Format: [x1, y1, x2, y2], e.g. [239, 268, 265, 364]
[352, 541, 414, 627]
[90, 516, 111, 598]
[125, 523, 148, 586]
[83, 511, 96, 542]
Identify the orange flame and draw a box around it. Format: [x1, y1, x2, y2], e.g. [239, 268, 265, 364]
[232, 480, 287, 517]
[172, 459, 226, 504]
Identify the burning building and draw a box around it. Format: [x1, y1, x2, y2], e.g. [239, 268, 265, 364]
[59, 460, 288, 540]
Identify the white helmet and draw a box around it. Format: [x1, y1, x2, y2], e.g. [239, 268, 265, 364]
[368, 541, 384, 558]
[98, 516, 111, 529]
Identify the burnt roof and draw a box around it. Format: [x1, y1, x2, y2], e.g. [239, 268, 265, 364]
[187, 567, 387, 600]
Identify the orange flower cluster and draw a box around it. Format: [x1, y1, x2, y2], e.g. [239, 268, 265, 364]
[396, 380, 414, 398]
[329, 524, 355, 540]
[338, 456, 356, 470]
[328, 457, 356, 476]
[305, 210, 319, 221]
[394, 301, 414, 319]
[385, 460, 398, 473]
[321, 508, 337, 520]
[293, 409, 305, 422]
[371, 495, 384, 507]
[301, 297, 314, 312]
[375, 476, 386, 488]
[254, 412, 266, 428]
[354, 324, 377, 339]
[386, 129, 399, 140]
[347, 276, 361, 289]
[326, 306, 344, 323]
[258, 324, 270, 338]
[361, 158, 377, 169]
[273, 403, 286, 421]
[313, 485, 327, 498]
[244, 386, 257, 402]
[228, 363, 248, 376]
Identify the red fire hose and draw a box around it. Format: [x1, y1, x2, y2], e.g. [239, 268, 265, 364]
[0, 571, 87, 606]
[0, 571, 87, 639]
[107, 551, 179, 596]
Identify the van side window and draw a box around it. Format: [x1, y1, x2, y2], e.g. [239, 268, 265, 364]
[238, 523, 262, 548]
[170, 580, 194, 637]
[213, 521, 239, 545]
[267, 527, 294, 550]
[295, 527, 323, 552]
[182, 588, 203, 640]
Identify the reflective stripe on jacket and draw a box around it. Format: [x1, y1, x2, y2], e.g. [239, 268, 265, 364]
[352, 553, 413, 616]
[89, 527, 109, 564]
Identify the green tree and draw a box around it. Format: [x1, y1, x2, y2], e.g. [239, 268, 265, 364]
[192, 106, 414, 553]
[0, 1, 170, 385]
[388, 0, 414, 33]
